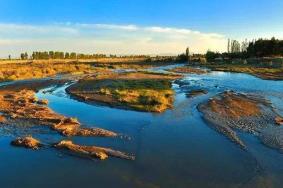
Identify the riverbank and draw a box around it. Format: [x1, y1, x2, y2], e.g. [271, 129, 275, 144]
[200, 59, 283, 80]
[168, 66, 208, 74]
[205, 64, 283, 80]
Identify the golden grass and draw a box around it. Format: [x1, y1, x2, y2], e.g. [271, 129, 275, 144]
[0, 61, 100, 81]
[99, 87, 174, 112]
[169, 66, 208, 74]
[0, 58, 179, 81]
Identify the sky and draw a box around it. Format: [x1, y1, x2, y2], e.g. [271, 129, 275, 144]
[0, 0, 282, 57]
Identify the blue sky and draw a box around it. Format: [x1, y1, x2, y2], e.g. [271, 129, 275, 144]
[0, 0, 282, 57]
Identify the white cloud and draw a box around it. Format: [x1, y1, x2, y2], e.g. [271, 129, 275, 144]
[0, 22, 227, 57]
[0, 23, 79, 35]
[85, 23, 139, 31]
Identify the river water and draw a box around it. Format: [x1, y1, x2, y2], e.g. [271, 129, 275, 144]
[0, 66, 282, 188]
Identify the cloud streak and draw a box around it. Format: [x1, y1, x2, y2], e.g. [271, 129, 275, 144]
[0, 22, 227, 57]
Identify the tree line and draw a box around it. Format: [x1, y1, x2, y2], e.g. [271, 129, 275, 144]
[19, 51, 153, 60]
[206, 37, 283, 61]
[247, 37, 283, 57]
[20, 51, 108, 60]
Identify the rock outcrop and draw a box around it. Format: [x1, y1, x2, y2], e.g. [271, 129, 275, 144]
[11, 136, 42, 150]
[275, 117, 283, 126]
[55, 140, 135, 160]
[52, 118, 117, 137]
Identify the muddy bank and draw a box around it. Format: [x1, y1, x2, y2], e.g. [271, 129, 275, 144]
[0, 78, 69, 92]
[186, 89, 208, 98]
[55, 140, 135, 160]
[66, 72, 182, 113]
[198, 91, 283, 150]
[0, 89, 118, 137]
[203, 64, 283, 80]
[0, 80, 133, 160]
[168, 66, 208, 74]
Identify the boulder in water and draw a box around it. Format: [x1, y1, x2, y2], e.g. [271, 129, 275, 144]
[275, 117, 283, 126]
[55, 140, 134, 160]
[11, 136, 42, 150]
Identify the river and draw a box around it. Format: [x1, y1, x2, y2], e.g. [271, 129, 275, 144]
[0, 66, 282, 188]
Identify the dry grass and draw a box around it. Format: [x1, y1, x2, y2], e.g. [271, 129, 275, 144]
[169, 66, 208, 74]
[0, 58, 179, 81]
[0, 61, 101, 81]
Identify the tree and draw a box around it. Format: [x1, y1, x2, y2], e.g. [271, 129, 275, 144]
[21, 52, 28, 60]
[20, 53, 25, 60]
[227, 39, 230, 53]
[247, 37, 283, 57]
[23, 51, 109, 60]
[230, 40, 241, 53]
[65, 52, 70, 59]
[206, 51, 221, 62]
[54, 52, 61, 59]
[70, 52, 77, 59]
[24, 52, 28, 59]
[241, 39, 249, 52]
[49, 51, 54, 59]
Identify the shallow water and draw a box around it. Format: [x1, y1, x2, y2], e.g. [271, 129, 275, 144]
[0, 68, 283, 188]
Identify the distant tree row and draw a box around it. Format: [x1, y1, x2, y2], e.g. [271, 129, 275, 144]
[206, 37, 283, 61]
[20, 51, 107, 60]
[19, 51, 155, 60]
[246, 37, 283, 57]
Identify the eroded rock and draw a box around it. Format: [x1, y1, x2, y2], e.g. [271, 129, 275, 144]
[275, 117, 283, 126]
[55, 140, 135, 160]
[11, 136, 41, 150]
[52, 118, 117, 137]
[0, 115, 7, 123]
